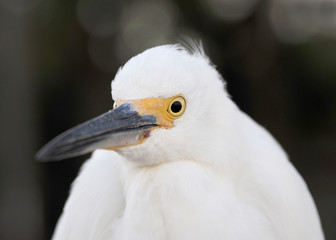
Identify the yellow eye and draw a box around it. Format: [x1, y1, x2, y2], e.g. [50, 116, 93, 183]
[167, 95, 186, 119]
[113, 101, 118, 109]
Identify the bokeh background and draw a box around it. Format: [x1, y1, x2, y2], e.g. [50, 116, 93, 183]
[0, 0, 335, 239]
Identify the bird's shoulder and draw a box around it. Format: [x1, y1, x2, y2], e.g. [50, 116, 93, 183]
[52, 150, 125, 240]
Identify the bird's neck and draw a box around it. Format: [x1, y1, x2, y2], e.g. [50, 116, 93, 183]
[115, 159, 234, 239]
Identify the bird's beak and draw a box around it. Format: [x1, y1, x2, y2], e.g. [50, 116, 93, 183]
[36, 102, 168, 161]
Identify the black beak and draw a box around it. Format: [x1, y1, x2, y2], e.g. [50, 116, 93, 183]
[36, 103, 157, 161]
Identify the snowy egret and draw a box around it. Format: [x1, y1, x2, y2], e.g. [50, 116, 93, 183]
[37, 43, 324, 240]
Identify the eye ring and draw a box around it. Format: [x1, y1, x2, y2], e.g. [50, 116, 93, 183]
[113, 101, 118, 109]
[167, 95, 186, 119]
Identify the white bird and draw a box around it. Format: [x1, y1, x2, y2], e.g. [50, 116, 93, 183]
[37, 42, 324, 240]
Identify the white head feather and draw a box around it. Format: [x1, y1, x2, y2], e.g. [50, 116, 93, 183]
[111, 43, 238, 167]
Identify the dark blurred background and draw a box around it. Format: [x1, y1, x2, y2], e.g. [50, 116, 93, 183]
[0, 0, 335, 239]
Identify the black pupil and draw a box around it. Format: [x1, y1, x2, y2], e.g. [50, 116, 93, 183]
[171, 101, 182, 113]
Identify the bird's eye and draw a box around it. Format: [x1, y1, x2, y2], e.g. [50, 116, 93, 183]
[167, 95, 186, 119]
[171, 101, 182, 113]
[113, 101, 118, 109]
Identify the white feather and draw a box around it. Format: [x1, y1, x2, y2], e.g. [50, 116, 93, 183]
[52, 43, 324, 240]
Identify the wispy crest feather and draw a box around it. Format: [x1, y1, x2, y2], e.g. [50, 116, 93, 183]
[175, 37, 208, 61]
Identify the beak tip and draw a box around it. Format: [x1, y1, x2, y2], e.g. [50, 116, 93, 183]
[35, 147, 55, 162]
[35, 142, 68, 162]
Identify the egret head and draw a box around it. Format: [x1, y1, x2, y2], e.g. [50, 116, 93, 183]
[37, 43, 235, 166]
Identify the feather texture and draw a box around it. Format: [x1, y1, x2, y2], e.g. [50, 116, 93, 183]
[52, 44, 324, 240]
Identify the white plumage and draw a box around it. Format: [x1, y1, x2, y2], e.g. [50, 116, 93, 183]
[49, 43, 324, 239]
